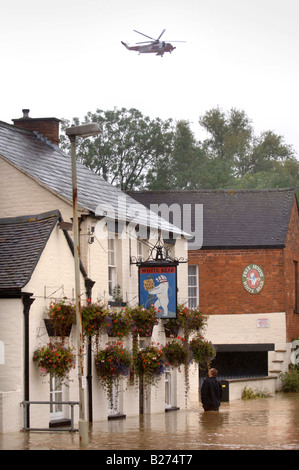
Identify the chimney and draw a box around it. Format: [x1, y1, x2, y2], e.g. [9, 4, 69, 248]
[12, 109, 61, 146]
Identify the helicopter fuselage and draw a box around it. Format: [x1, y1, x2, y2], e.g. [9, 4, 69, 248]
[121, 41, 175, 56]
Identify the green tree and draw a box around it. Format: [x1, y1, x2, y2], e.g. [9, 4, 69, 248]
[146, 120, 205, 190]
[247, 130, 294, 174]
[199, 107, 252, 165]
[198, 107, 298, 192]
[234, 159, 299, 195]
[170, 120, 203, 190]
[60, 106, 298, 196]
[196, 107, 253, 188]
[61, 108, 174, 191]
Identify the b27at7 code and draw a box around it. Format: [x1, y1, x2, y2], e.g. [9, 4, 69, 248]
[150, 455, 192, 465]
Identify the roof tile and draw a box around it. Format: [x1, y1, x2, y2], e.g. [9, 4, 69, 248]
[128, 189, 296, 248]
[0, 121, 184, 236]
[0, 211, 60, 289]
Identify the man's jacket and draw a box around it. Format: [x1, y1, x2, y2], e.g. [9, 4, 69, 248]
[201, 377, 223, 409]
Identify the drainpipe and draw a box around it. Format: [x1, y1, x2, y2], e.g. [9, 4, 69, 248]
[85, 277, 95, 423]
[61, 216, 96, 424]
[87, 338, 93, 422]
[22, 293, 35, 429]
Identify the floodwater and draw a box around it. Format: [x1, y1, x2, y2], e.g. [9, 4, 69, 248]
[1, 393, 299, 451]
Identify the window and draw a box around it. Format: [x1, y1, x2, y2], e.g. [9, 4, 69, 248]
[137, 239, 143, 262]
[108, 238, 117, 297]
[165, 371, 172, 408]
[108, 384, 120, 416]
[50, 376, 67, 421]
[188, 265, 198, 308]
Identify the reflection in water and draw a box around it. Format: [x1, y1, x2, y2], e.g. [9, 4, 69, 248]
[1, 393, 299, 450]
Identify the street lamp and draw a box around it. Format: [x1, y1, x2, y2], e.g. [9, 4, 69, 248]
[66, 122, 100, 447]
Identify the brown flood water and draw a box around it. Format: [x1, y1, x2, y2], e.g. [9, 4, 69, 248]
[1, 393, 299, 451]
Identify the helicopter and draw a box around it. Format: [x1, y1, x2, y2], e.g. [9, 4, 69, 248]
[121, 29, 184, 56]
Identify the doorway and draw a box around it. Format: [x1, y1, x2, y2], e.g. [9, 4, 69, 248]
[49, 376, 69, 426]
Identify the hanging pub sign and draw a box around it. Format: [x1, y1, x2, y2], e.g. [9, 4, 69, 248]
[242, 264, 265, 294]
[139, 263, 177, 318]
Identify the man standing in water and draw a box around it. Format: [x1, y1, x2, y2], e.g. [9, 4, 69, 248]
[201, 368, 223, 411]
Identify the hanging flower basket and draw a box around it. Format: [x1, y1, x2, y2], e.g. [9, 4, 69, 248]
[95, 342, 132, 409]
[162, 338, 192, 368]
[134, 344, 166, 387]
[81, 300, 109, 339]
[189, 337, 216, 369]
[33, 341, 76, 384]
[105, 310, 133, 338]
[177, 305, 206, 334]
[44, 319, 72, 337]
[45, 300, 76, 338]
[163, 318, 180, 338]
[162, 305, 207, 339]
[127, 305, 159, 337]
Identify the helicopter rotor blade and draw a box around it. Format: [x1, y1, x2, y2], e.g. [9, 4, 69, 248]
[133, 30, 155, 41]
[132, 29, 185, 46]
[157, 29, 166, 40]
[136, 40, 156, 44]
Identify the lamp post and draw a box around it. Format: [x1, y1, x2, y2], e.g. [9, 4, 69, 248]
[66, 123, 100, 447]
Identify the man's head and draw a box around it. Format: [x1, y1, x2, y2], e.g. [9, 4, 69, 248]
[208, 368, 218, 377]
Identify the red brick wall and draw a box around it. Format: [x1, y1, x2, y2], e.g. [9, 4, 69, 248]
[13, 117, 60, 146]
[283, 199, 299, 341]
[188, 198, 299, 342]
[189, 247, 285, 315]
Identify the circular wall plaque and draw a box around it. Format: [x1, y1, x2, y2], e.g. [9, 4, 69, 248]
[242, 264, 265, 294]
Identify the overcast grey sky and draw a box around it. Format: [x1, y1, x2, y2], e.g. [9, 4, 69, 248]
[1, 0, 298, 155]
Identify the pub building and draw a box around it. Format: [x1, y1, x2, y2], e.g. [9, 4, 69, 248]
[130, 188, 299, 400]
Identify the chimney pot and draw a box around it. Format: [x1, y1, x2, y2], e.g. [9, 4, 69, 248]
[22, 109, 30, 119]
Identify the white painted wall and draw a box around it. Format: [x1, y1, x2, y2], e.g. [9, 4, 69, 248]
[0, 299, 24, 432]
[0, 157, 191, 431]
[204, 312, 287, 348]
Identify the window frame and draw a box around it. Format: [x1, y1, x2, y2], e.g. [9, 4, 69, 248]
[188, 264, 199, 308]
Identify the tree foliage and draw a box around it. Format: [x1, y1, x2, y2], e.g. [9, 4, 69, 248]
[60, 106, 299, 196]
[61, 108, 173, 191]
